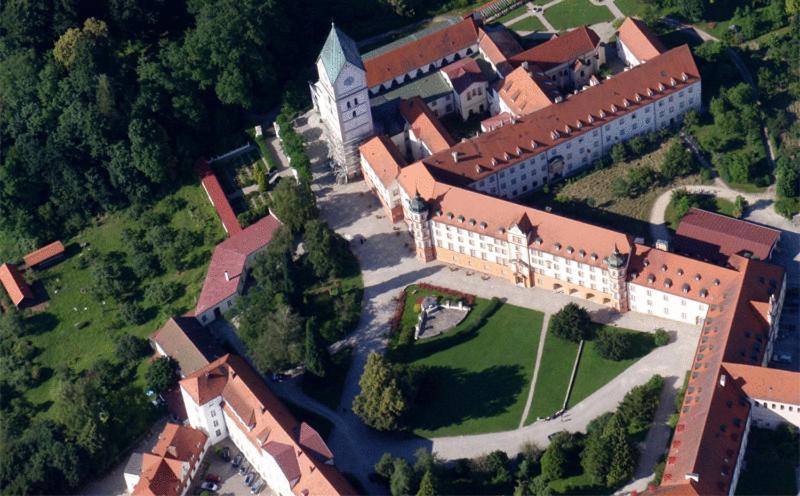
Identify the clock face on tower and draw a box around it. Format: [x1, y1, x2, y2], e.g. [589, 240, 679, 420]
[343, 76, 354, 87]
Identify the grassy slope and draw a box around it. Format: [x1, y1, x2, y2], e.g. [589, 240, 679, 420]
[567, 326, 656, 408]
[403, 302, 544, 437]
[527, 334, 579, 422]
[24, 183, 224, 413]
[544, 0, 614, 31]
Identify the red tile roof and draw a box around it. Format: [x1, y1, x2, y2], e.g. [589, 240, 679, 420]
[497, 66, 558, 115]
[23, 241, 65, 268]
[399, 97, 456, 154]
[364, 18, 479, 88]
[196, 159, 242, 236]
[151, 317, 223, 374]
[510, 26, 600, 71]
[133, 423, 207, 496]
[618, 17, 665, 63]
[180, 355, 355, 495]
[477, 27, 523, 74]
[480, 111, 516, 132]
[674, 208, 781, 266]
[360, 135, 407, 189]
[441, 57, 486, 94]
[661, 256, 785, 495]
[194, 215, 282, 316]
[723, 362, 800, 405]
[0, 263, 33, 307]
[419, 45, 700, 184]
[398, 162, 632, 268]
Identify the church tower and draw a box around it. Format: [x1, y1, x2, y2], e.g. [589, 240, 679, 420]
[604, 245, 629, 312]
[310, 24, 374, 180]
[407, 192, 435, 262]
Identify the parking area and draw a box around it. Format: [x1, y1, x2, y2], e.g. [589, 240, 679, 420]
[189, 439, 275, 496]
[771, 287, 800, 372]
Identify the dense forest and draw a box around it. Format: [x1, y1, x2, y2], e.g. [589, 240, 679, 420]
[0, 0, 475, 259]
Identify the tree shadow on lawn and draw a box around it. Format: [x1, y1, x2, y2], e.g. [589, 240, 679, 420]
[409, 364, 526, 433]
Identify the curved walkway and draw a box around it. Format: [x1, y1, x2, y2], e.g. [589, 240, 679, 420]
[648, 180, 774, 242]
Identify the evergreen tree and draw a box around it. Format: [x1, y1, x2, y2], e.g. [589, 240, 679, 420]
[549, 303, 593, 342]
[390, 458, 415, 496]
[604, 415, 637, 488]
[304, 318, 328, 377]
[352, 353, 408, 431]
[416, 469, 437, 496]
[375, 453, 397, 480]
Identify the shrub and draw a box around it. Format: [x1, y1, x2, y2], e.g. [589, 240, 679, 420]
[120, 301, 147, 326]
[617, 375, 664, 434]
[146, 356, 179, 393]
[595, 329, 634, 361]
[413, 303, 422, 313]
[654, 328, 670, 346]
[116, 334, 151, 363]
[144, 281, 183, 305]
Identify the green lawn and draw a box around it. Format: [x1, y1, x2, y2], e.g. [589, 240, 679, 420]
[527, 333, 579, 422]
[614, 0, 649, 17]
[549, 471, 609, 495]
[544, 0, 614, 31]
[23, 183, 224, 414]
[398, 300, 544, 437]
[567, 326, 656, 408]
[493, 5, 529, 24]
[509, 15, 547, 33]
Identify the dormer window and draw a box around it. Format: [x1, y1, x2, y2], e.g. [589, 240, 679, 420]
[700, 288, 709, 298]
[457, 215, 465, 223]
[695, 274, 702, 281]
[534, 237, 543, 245]
[682, 283, 691, 293]
[591, 253, 598, 261]
[610, 104, 618, 112]
[498, 227, 506, 234]
[713, 278, 720, 286]
[677, 268, 684, 276]
[566, 246, 574, 254]
[661, 264, 668, 272]
[468, 218, 476, 226]
[579, 249, 586, 257]
[648, 274, 656, 284]
[554, 242, 562, 251]
[664, 278, 673, 288]
[447, 212, 454, 219]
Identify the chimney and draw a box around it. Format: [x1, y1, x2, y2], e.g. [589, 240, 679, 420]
[685, 473, 700, 482]
[451, 151, 459, 163]
[224, 271, 230, 281]
[656, 239, 670, 251]
[719, 374, 726, 387]
[167, 445, 178, 457]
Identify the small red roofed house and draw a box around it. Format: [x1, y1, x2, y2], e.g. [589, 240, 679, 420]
[399, 96, 456, 160]
[360, 135, 408, 222]
[0, 263, 34, 308]
[194, 215, 282, 325]
[125, 423, 210, 496]
[477, 26, 523, 77]
[617, 17, 666, 67]
[179, 354, 356, 495]
[673, 208, 781, 267]
[23, 241, 65, 269]
[509, 26, 603, 89]
[440, 58, 489, 120]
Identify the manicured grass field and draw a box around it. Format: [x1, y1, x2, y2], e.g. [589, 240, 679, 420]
[614, 0, 649, 17]
[493, 5, 529, 24]
[526, 333, 579, 422]
[24, 183, 224, 414]
[567, 327, 655, 408]
[510, 15, 547, 33]
[544, 0, 614, 31]
[399, 301, 544, 437]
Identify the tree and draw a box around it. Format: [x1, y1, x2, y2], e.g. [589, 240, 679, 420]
[595, 329, 634, 360]
[654, 328, 670, 346]
[581, 421, 612, 485]
[610, 143, 628, 163]
[604, 415, 636, 487]
[661, 141, 696, 179]
[303, 218, 340, 279]
[625, 166, 659, 197]
[416, 469, 437, 496]
[733, 195, 747, 218]
[304, 318, 329, 377]
[120, 301, 147, 326]
[352, 353, 408, 431]
[679, 0, 705, 21]
[91, 254, 137, 301]
[540, 433, 570, 481]
[390, 458, 415, 496]
[245, 302, 305, 372]
[549, 303, 593, 342]
[270, 179, 319, 233]
[146, 357, 179, 393]
[115, 334, 151, 364]
[376, 453, 397, 480]
[144, 281, 183, 305]
[617, 375, 664, 434]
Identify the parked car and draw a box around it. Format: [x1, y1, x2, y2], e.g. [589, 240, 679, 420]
[239, 463, 248, 475]
[205, 474, 220, 483]
[200, 482, 219, 492]
[232, 453, 243, 468]
[251, 481, 265, 494]
[772, 353, 792, 363]
[244, 473, 255, 486]
[221, 446, 230, 462]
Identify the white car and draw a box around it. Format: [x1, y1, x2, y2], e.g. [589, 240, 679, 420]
[200, 482, 219, 492]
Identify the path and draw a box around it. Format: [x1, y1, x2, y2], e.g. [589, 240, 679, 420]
[519, 313, 550, 428]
